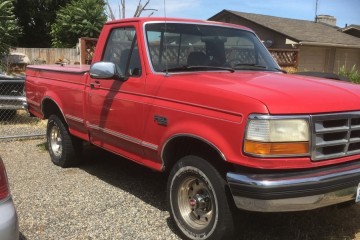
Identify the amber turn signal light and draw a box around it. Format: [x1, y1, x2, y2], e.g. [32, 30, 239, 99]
[244, 140, 309, 156]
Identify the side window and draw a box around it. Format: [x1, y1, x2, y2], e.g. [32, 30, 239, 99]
[103, 27, 142, 77]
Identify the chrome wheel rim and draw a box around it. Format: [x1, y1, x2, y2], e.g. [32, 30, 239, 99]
[178, 176, 213, 230]
[50, 123, 62, 157]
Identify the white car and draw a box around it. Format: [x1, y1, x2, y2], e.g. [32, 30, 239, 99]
[0, 157, 19, 240]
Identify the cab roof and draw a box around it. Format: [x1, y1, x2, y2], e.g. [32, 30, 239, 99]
[105, 17, 252, 32]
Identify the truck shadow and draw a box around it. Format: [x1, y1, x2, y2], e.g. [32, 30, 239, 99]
[78, 145, 168, 211]
[77, 145, 360, 240]
[234, 205, 360, 240]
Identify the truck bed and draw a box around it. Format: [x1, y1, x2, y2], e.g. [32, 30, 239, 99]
[26, 64, 90, 140]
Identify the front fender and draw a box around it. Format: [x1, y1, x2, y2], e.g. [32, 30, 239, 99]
[159, 117, 244, 164]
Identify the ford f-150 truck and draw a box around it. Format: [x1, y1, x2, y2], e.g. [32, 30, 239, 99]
[25, 18, 360, 240]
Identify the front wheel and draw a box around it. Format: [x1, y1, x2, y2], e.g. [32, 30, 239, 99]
[47, 114, 82, 167]
[167, 156, 235, 240]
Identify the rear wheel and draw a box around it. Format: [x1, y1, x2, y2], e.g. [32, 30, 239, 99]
[167, 155, 235, 240]
[47, 114, 82, 167]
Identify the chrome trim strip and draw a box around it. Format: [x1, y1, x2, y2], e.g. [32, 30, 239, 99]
[0, 105, 27, 110]
[0, 79, 24, 83]
[248, 113, 310, 120]
[141, 141, 158, 151]
[0, 96, 26, 101]
[27, 65, 88, 75]
[87, 123, 158, 151]
[228, 166, 360, 189]
[88, 123, 141, 145]
[65, 114, 83, 123]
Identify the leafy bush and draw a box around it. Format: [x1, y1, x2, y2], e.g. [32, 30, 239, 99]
[0, 1, 21, 57]
[339, 65, 360, 84]
[51, 0, 106, 47]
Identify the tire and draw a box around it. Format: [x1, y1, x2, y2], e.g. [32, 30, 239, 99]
[47, 114, 83, 167]
[167, 156, 235, 240]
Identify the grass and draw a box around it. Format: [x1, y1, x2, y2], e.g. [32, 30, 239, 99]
[339, 65, 360, 84]
[36, 142, 47, 151]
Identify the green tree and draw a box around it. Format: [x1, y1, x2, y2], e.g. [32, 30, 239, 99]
[13, 0, 71, 47]
[51, 0, 107, 47]
[0, 0, 21, 57]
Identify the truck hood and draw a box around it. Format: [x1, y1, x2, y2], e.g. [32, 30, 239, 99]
[169, 71, 360, 115]
[228, 72, 360, 114]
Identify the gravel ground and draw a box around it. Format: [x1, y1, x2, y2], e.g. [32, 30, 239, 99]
[0, 139, 180, 240]
[1, 138, 360, 240]
[0, 111, 46, 139]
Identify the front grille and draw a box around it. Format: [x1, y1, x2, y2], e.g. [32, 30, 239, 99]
[311, 112, 360, 161]
[0, 81, 24, 96]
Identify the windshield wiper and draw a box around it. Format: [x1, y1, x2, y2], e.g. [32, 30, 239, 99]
[233, 64, 287, 73]
[272, 67, 287, 73]
[233, 63, 268, 70]
[163, 65, 235, 73]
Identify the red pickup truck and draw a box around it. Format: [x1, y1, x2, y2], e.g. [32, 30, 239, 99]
[26, 17, 360, 239]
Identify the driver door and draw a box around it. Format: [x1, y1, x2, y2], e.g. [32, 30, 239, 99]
[86, 26, 145, 161]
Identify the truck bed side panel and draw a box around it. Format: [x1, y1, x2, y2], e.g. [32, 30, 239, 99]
[26, 65, 89, 140]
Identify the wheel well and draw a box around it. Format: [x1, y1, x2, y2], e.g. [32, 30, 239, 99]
[42, 99, 66, 123]
[162, 136, 233, 175]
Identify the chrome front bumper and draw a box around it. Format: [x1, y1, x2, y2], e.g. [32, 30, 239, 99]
[227, 160, 360, 212]
[0, 96, 27, 110]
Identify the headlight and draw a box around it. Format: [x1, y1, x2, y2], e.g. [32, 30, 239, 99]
[244, 115, 310, 157]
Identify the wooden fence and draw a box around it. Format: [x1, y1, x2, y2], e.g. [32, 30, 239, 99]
[269, 49, 299, 68]
[10, 46, 299, 70]
[10, 47, 79, 65]
[79, 37, 98, 64]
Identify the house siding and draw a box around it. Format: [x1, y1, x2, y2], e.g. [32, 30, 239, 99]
[298, 46, 327, 72]
[334, 48, 360, 72]
[210, 10, 360, 74]
[298, 46, 360, 73]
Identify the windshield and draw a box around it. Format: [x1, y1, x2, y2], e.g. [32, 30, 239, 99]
[145, 22, 280, 73]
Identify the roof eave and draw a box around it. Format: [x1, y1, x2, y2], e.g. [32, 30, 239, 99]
[299, 41, 360, 49]
[209, 10, 301, 42]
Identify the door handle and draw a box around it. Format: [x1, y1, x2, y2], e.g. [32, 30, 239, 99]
[90, 82, 101, 89]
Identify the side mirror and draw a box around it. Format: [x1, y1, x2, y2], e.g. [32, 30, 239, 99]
[89, 62, 128, 81]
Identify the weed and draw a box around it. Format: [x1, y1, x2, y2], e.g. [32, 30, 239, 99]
[339, 65, 360, 84]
